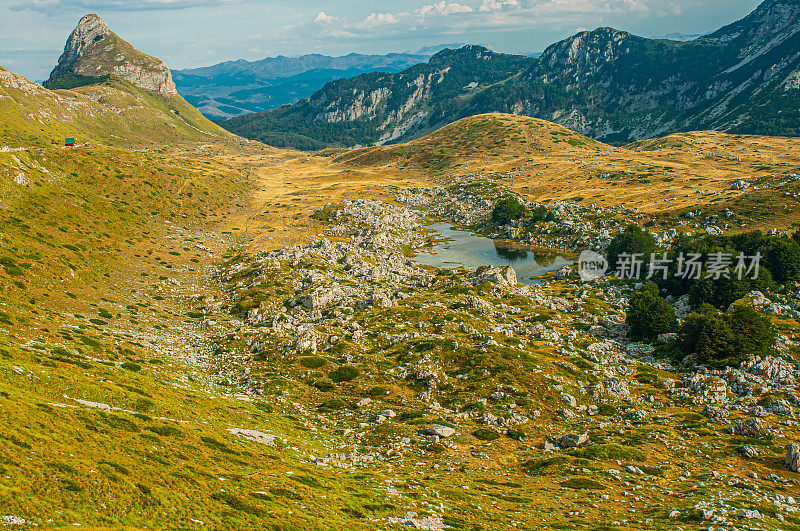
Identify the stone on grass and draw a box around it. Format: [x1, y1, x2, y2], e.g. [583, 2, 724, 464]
[739, 446, 759, 459]
[730, 417, 764, 438]
[226, 428, 276, 446]
[422, 425, 455, 438]
[740, 509, 762, 520]
[557, 432, 588, 448]
[785, 444, 800, 472]
[560, 392, 577, 408]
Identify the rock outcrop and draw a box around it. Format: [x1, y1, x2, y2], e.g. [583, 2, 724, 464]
[786, 444, 800, 472]
[45, 14, 177, 96]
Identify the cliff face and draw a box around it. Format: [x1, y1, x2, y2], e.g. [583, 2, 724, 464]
[538, 28, 634, 83]
[45, 14, 177, 97]
[522, 0, 800, 138]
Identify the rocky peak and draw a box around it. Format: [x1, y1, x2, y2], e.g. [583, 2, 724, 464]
[539, 27, 634, 78]
[428, 44, 490, 61]
[45, 13, 177, 97]
[62, 14, 110, 62]
[705, 0, 800, 49]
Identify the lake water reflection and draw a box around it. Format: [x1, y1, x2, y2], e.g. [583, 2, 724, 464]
[413, 222, 573, 285]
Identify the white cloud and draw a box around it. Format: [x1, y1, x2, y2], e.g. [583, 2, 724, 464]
[330, 29, 358, 38]
[364, 12, 399, 26]
[478, 0, 519, 12]
[310, 0, 659, 41]
[531, 0, 652, 15]
[418, 2, 474, 17]
[11, 0, 59, 9]
[315, 11, 336, 24]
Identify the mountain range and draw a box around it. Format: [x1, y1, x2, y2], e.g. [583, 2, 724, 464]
[221, 0, 800, 149]
[172, 45, 468, 119]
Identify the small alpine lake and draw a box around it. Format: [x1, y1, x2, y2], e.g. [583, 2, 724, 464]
[413, 222, 574, 285]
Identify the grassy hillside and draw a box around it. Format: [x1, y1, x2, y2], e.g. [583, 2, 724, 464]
[324, 114, 800, 234]
[0, 116, 317, 526]
[0, 67, 231, 149]
[0, 144, 247, 329]
[0, 94, 449, 526]
[0, 52, 420, 525]
[335, 114, 610, 171]
[0, 335, 392, 528]
[0, 50, 395, 524]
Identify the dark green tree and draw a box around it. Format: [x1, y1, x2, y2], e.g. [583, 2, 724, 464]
[727, 305, 776, 359]
[626, 283, 677, 340]
[688, 269, 777, 310]
[607, 225, 659, 272]
[491, 196, 527, 225]
[764, 238, 800, 283]
[526, 206, 557, 224]
[679, 303, 776, 366]
[679, 304, 734, 364]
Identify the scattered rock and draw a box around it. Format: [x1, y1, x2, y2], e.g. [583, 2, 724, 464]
[702, 405, 729, 421]
[557, 433, 588, 448]
[730, 417, 764, 438]
[739, 446, 759, 459]
[375, 409, 397, 423]
[387, 513, 445, 530]
[786, 444, 800, 472]
[657, 332, 678, 343]
[226, 428, 276, 446]
[560, 392, 577, 408]
[422, 425, 456, 438]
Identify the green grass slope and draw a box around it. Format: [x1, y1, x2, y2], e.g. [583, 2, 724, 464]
[0, 137, 420, 528]
[334, 113, 611, 171]
[0, 67, 232, 149]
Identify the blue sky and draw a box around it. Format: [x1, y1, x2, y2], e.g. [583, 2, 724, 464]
[0, 0, 763, 81]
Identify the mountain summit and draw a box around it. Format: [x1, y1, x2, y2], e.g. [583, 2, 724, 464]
[2, 13, 229, 149]
[44, 14, 177, 96]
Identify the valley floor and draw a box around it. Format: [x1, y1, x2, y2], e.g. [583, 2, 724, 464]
[2, 116, 800, 529]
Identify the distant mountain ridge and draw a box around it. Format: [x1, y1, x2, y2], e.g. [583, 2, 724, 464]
[172, 46, 466, 119]
[221, 0, 800, 149]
